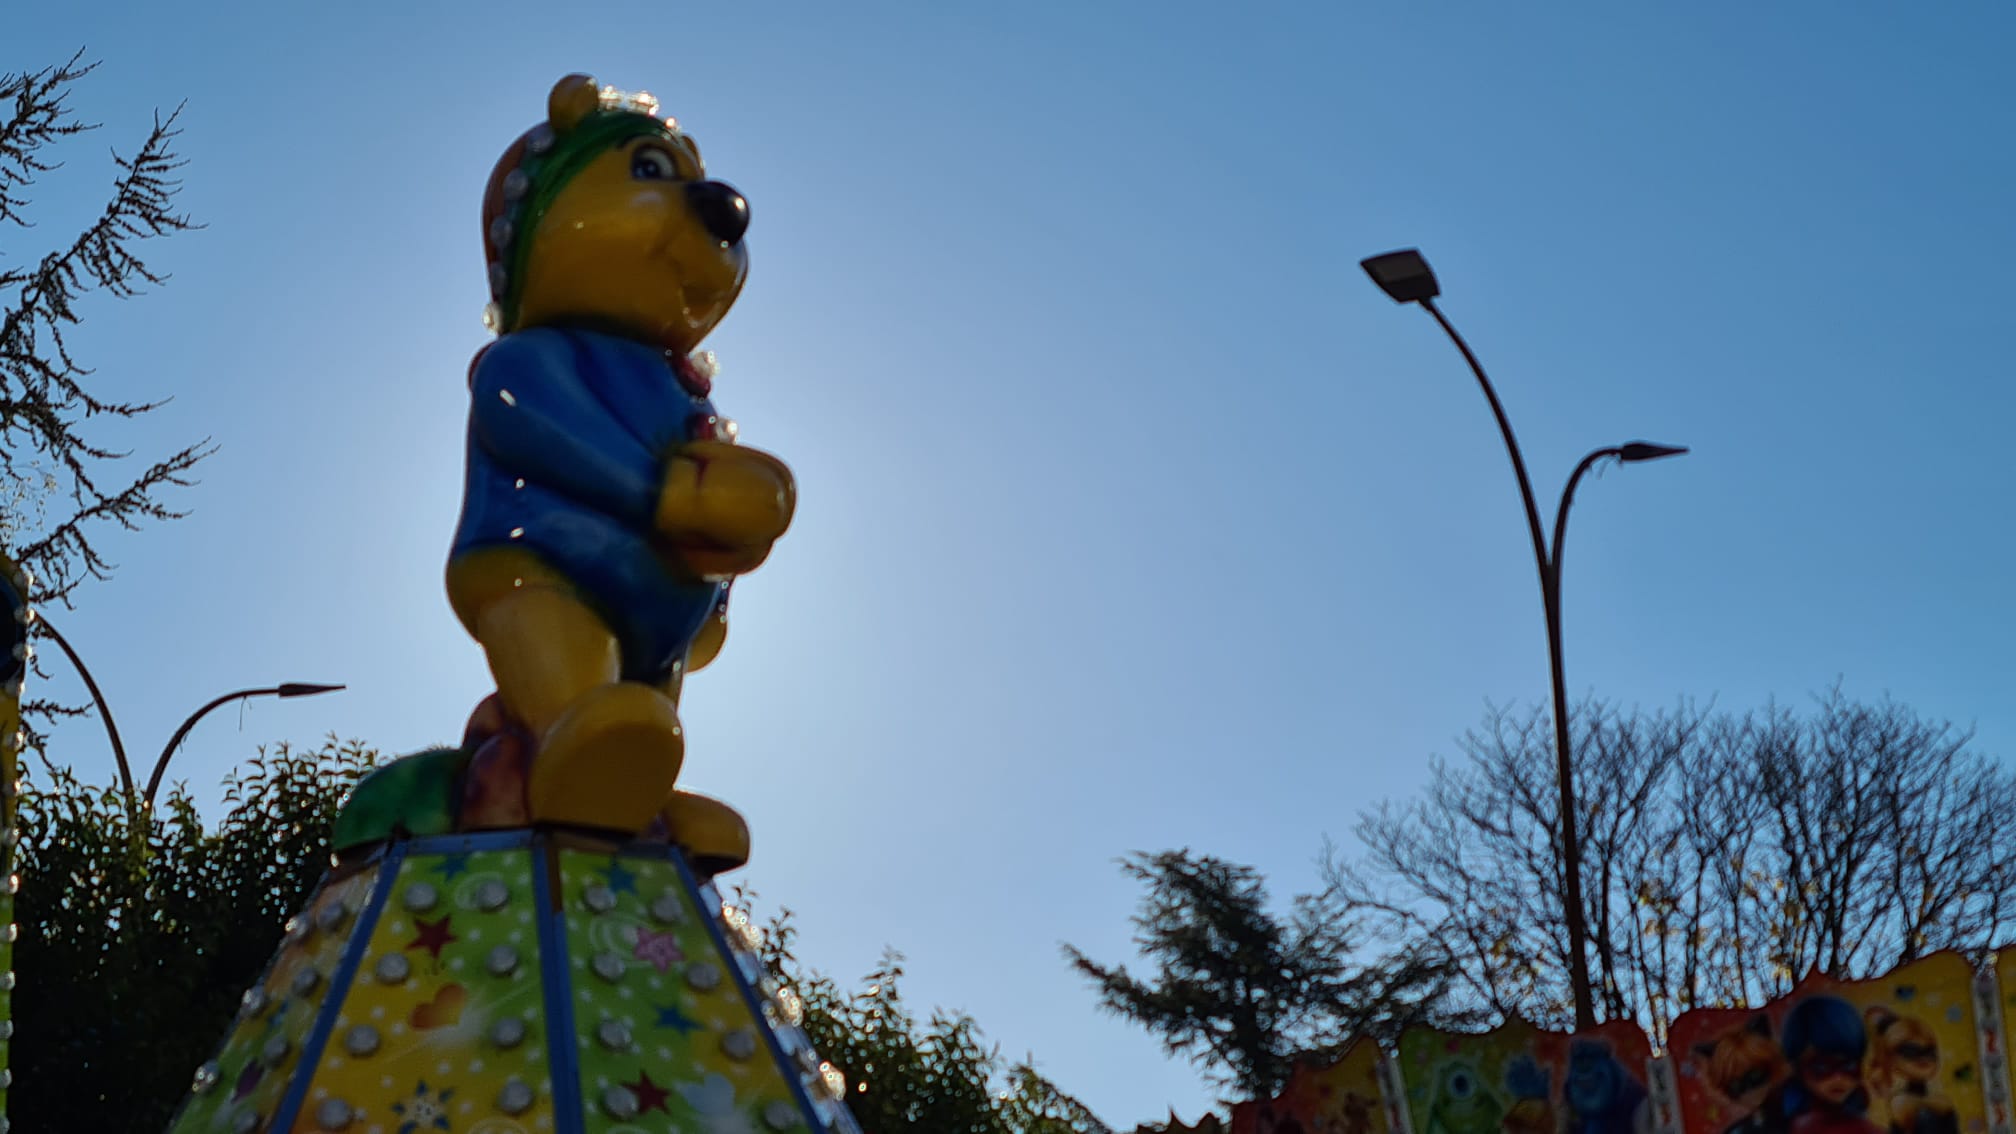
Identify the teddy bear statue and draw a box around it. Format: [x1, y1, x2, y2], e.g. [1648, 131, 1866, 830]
[162, 76, 857, 1134]
[319, 71, 800, 875]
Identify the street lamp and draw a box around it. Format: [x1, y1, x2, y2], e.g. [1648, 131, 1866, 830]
[33, 617, 344, 807]
[1360, 247, 1687, 1030]
[142, 682, 346, 804]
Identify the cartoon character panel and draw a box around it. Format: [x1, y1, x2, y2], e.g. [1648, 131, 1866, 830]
[1667, 954, 1982, 1134]
[1982, 949, 2016, 1134]
[1397, 1019, 1654, 1134]
[1231, 1038, 1391, 1134]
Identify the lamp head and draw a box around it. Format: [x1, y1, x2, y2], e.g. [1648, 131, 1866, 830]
[1361, 249, 1440, 304]
[1617, 442, 1689, 463]
[277, 683, 346, 699]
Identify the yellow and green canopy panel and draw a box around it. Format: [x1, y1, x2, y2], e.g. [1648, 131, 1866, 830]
[164, 827, 860, 1134]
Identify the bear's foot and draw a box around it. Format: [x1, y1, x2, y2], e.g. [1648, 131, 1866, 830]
[527, 681, 684, 832]
[659, 788, 751, 876]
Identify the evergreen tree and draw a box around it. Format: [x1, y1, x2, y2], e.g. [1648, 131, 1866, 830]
[1064, 850, 1465, 1101]
[1, 52, 209, 606]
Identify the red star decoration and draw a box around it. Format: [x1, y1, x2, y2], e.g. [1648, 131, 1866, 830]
[406, 914, 457, 959]
[625, 1070, 671, 1114]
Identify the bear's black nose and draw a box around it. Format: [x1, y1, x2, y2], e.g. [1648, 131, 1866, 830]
[687, 181, 750, 245]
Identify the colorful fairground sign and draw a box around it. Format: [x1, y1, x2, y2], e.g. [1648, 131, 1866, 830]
[1233, 950, 2014, 1134]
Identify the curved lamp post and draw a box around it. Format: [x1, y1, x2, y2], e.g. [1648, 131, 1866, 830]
[33, 617, 344, 807]
[33, 617, 139, 801]
[142, 682, 347, 805]
[1361, 247, 1686, 1030]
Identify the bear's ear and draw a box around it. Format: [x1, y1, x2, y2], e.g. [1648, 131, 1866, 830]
[548, 74, 601, 133]
[1744, 1014, 1773, 1038]
[675, 131, 704, 173]
[1692, 1041, 1719, 1059]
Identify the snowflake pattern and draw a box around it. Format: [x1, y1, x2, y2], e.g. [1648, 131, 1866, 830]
[392, 1079, 454, 1133]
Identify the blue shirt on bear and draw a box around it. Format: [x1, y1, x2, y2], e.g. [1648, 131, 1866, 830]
[451, 327, 728, 683]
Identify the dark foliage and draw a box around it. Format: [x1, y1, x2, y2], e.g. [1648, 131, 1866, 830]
[11, 739, 377, 1131]
[1063, 850, 1470, 1103]
[752, 898, 1112, 1134]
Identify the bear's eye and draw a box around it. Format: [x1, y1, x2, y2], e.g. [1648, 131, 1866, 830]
[631, 145, 681, 181]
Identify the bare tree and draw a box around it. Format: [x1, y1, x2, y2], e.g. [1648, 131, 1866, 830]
[2, 52, 209, 607]
[1336, 691, 2016, 1041]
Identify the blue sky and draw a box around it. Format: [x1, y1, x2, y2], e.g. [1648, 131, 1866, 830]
[10, 2, 2016, 1123]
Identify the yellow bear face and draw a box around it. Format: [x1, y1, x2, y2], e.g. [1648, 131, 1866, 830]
[486, 75, 749, 353]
